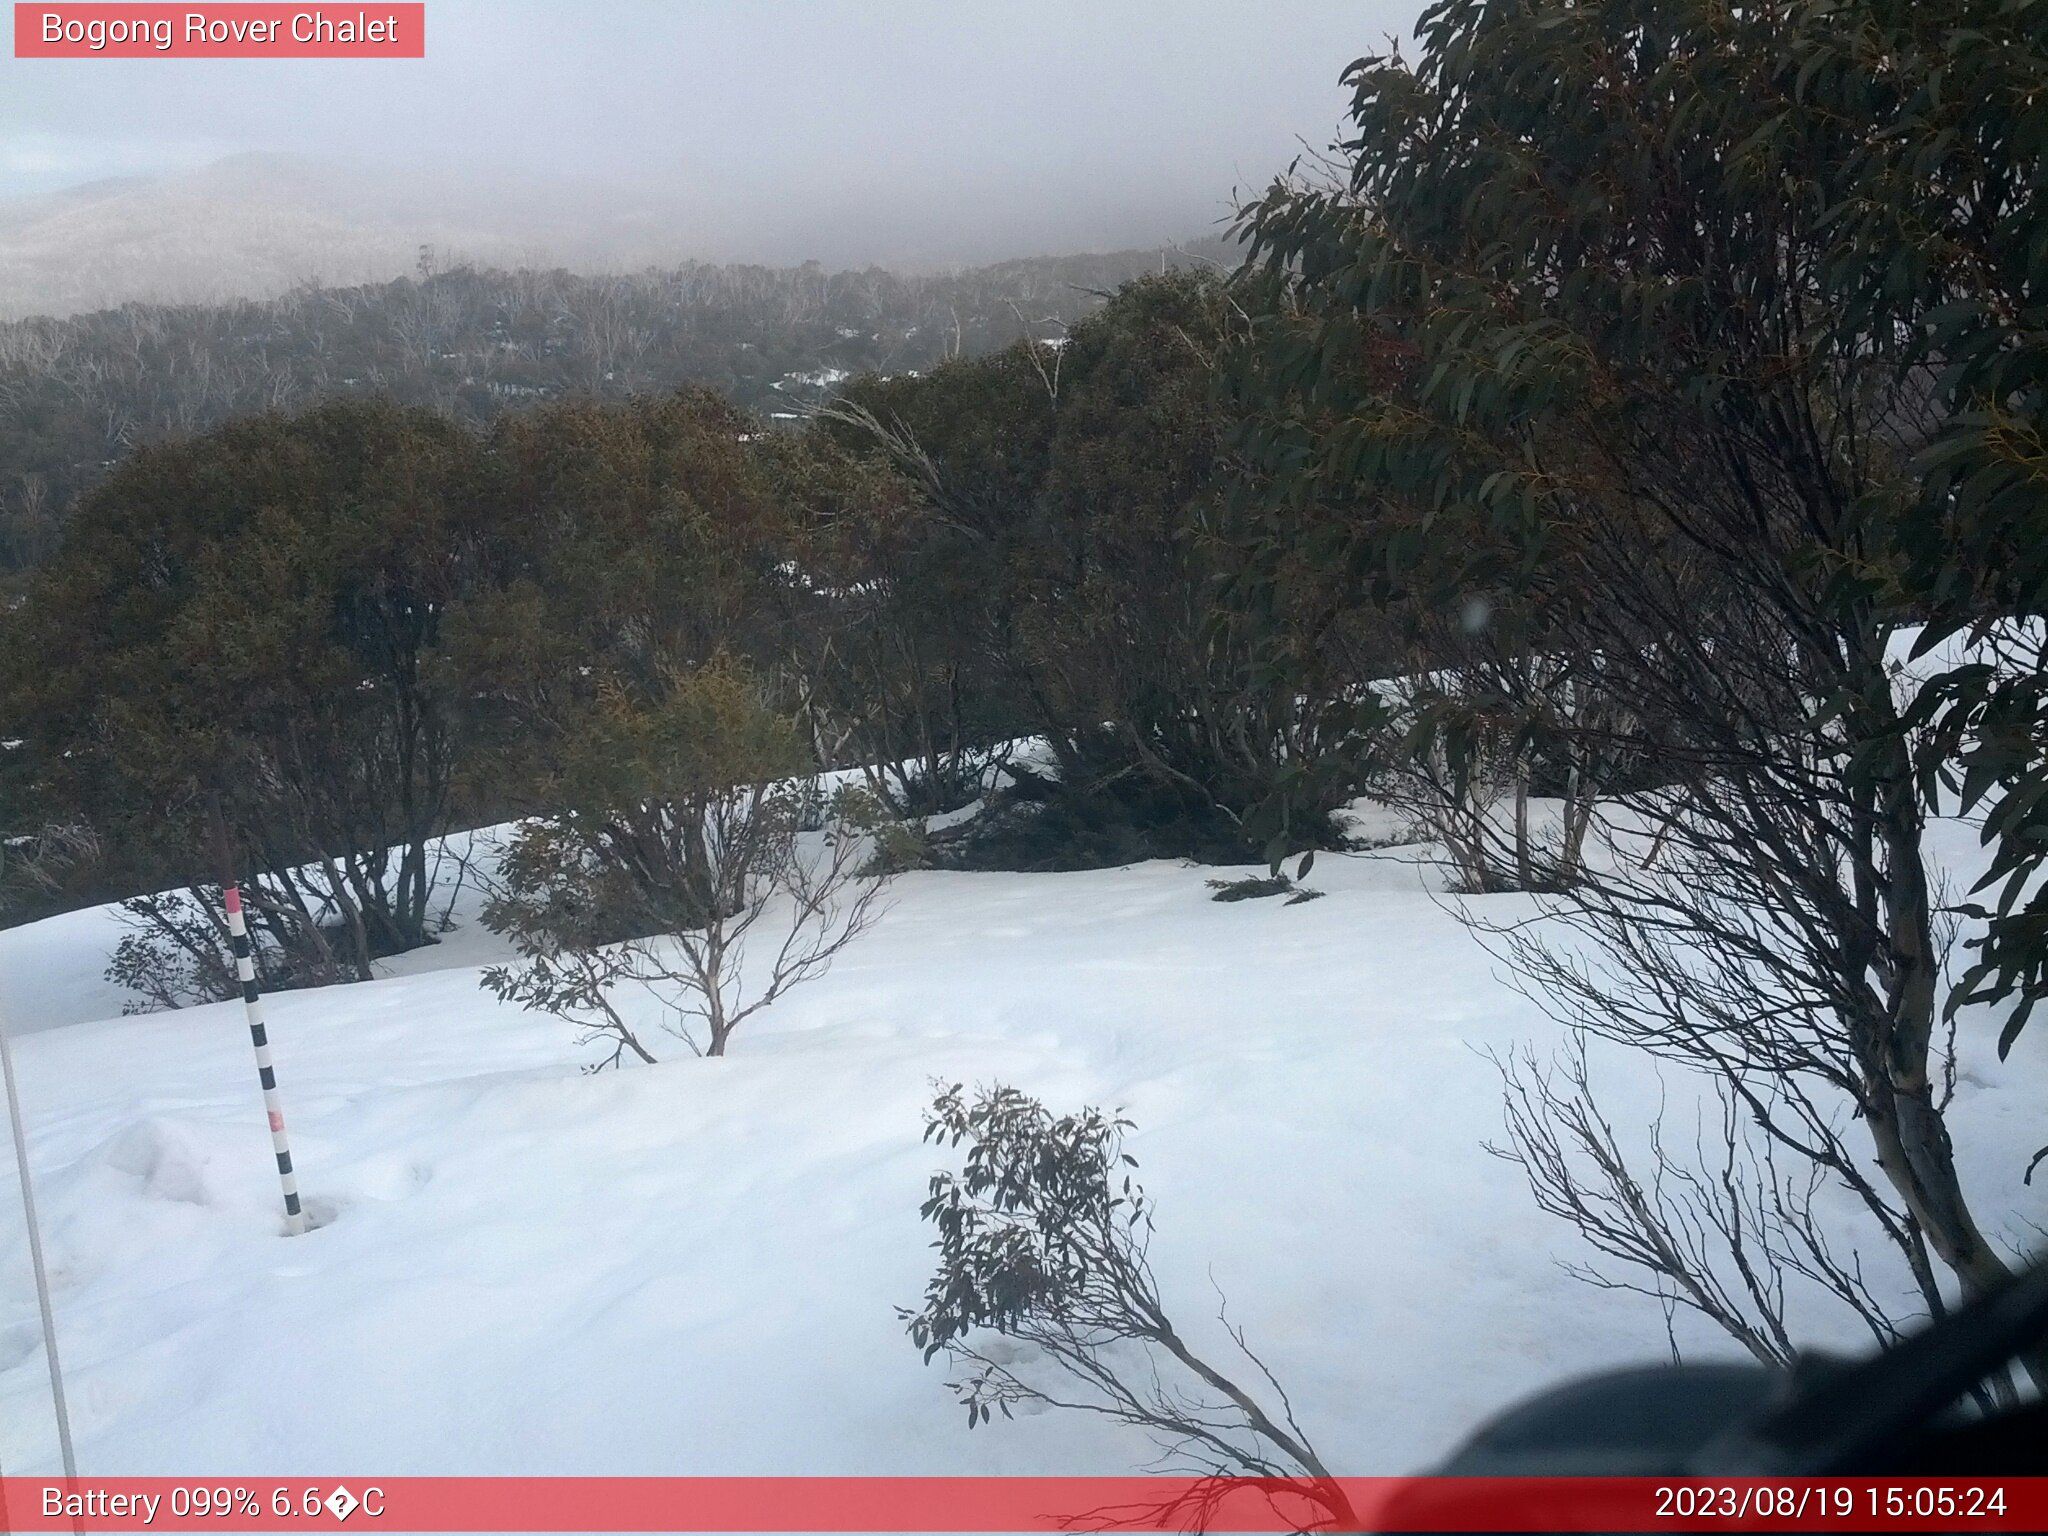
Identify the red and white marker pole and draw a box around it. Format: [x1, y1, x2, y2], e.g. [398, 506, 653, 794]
[222, 883, 307, 1237]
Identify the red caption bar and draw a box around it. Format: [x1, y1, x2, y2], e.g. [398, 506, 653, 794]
[13, 4, 424, 57]
[0, 1477, 2042, 1532]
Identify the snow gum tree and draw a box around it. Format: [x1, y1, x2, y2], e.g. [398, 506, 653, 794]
[819, 274, 1374, 865]
[755, 427, 1018, 816]
[460, 391, 889, 1062]
[480, 658, 888, 1062]
[1230, 0, 2048, 1387]
[2, 398, 491, 994]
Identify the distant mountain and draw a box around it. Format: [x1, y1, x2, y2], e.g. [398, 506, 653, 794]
[0, 153, 1234, 322]
[0, 154, 669, 320]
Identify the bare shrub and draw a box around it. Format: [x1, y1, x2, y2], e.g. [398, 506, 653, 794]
[1489, 1037, 1914, 1370]
[106, 882, 348, 1013]
[480, 664, 890, 1063]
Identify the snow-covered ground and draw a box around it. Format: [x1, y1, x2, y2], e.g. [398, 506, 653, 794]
[0, 814, 2040, 1477]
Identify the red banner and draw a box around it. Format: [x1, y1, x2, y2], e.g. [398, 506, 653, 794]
[13, 5, 424, 58]
[0, 1476, 2041, 1532]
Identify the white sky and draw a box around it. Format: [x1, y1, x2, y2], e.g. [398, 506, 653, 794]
[0, 1, 1423, 264]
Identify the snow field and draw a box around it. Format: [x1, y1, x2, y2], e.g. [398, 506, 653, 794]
[0, 817, 2040, 1477]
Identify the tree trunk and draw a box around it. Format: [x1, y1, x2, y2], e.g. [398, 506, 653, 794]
[1861, 717, 2042, 1390]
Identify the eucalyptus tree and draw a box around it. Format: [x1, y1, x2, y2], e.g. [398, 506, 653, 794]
[1230, 0, 2048, 1377]
[7, 397, 491, 991]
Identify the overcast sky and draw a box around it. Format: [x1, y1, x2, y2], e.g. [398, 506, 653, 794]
[1, 1, 1422, 265]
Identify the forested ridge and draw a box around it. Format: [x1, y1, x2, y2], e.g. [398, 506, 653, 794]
[0, 239, 1228, 578]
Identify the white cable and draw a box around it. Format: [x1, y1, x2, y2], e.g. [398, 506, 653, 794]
[0, 992, 78, 1482]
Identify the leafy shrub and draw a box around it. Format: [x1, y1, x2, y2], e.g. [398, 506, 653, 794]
[902, 1082, 1353, 1519]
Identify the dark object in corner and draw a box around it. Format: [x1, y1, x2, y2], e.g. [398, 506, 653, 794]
[1435, 1261, 2048, 1479]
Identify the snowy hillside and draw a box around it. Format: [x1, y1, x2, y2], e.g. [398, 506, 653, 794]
[0, 816, 2042, 1477]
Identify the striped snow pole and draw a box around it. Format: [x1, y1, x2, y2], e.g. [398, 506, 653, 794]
[223, 884, 307, 1236]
